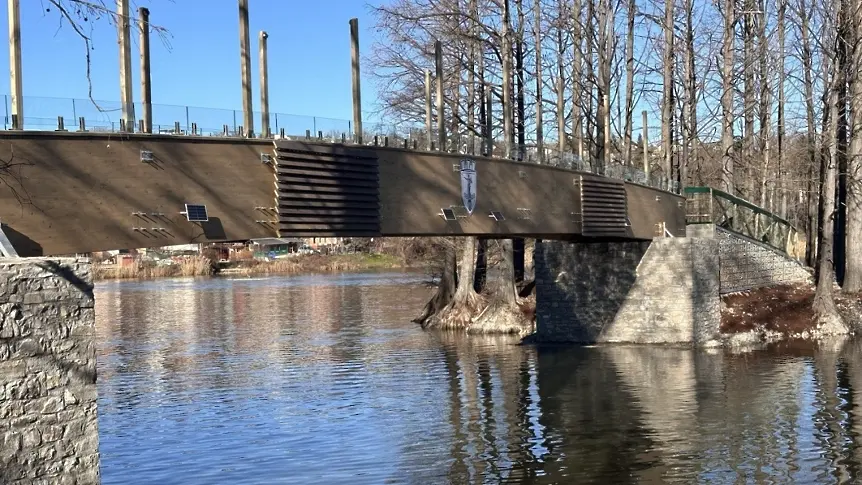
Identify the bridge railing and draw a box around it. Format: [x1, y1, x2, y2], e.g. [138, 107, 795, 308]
[684, 186, 805, 259]
[2, 95, 681, 195]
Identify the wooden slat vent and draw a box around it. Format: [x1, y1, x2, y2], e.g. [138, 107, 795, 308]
[273, 141, 381, 237]
[579, 175, 628, 237]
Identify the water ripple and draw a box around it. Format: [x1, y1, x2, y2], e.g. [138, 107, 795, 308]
[95, 274, 862, 484]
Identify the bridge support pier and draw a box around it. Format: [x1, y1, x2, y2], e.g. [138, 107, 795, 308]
[0, 258, 100, 483]
[534, 238, 721, 344]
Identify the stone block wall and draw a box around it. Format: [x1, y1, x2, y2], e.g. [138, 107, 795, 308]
[714, 227, 812, 293]
[0, 258, 99, 485]
[535, 239, 720, 344]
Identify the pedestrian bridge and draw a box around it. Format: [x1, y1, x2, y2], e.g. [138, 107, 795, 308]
[0, 130, 687, 256]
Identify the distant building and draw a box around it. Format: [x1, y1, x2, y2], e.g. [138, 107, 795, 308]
[249, 238, 302, 259]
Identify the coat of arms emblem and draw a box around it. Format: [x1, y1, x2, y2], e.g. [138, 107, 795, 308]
[460, 159, 477, 215]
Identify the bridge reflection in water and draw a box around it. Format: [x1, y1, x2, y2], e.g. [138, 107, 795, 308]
[95, 272, 862, 484]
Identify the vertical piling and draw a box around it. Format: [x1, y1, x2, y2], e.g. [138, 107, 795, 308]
[8, 0, 23, 129]
[138, 7, 152, 133]
[425, 69, 433, 150]
[485, 88, 493, 156]
[239, 0, 254, 137]
[642, 110, 650, 179]
[435, 40, 445, 151]
[259, 31, 270, 138]
[350, 18, 363, 144]
[118, 0, 135, 131]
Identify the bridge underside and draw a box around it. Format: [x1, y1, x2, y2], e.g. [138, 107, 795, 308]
[0, 133, 685, 256]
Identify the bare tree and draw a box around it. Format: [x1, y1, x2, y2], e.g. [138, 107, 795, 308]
[534, 0, 544, 162]
[843, 0, 862, 291]
[662, 0, 675, 182]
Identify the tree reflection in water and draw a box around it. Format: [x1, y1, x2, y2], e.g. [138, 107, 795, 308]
[92, 275, 862, 484]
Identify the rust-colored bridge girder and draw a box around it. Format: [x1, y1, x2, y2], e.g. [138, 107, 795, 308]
[0, 132, 685, 256]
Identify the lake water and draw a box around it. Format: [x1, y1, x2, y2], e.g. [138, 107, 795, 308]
[96, 272, 862, 484]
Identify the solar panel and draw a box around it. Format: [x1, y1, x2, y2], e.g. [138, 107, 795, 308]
[489, 211, 505, 222]
[441, 208, 457, 221]
[183, 204, 209, 222]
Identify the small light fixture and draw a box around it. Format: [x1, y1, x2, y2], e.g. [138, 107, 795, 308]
[140, 150, 154, 163]
[489, 211, 505, 222]
[260, 153, 274, 164]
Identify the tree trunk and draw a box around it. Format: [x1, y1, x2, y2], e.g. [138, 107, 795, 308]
[468, 0, 477, 154]
[743, 3, 755, 201]
[572, 0, 584, 160]
[502, 0, 514, 159]
[845, 0, 862, 292]
[556, 0, 566, 155]
[601, 0, 612, 168]
[684, 0, 696, 185]
[721, 0, 735, 194]
[445, 237, 483, 327]
[624, 0, 635, 165]
[534, 0, 544, 163]
[515, 0, 526, 161]
[475, 238, 487, 293]
[835, 0, 849, 286]
[662, 0, 675, 185]
[758, 0, 771, 214]
[513, 238, 525, 283]
[585, 0, 596, 161]
[777, 0, 787, 218]
[813, 68, 840, 320]
[799, 0, 819, 266]
[414, 238, 457, 327]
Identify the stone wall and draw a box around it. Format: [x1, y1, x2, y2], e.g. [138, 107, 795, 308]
[0, 258, 99, 485]
[686, 224, 811, 293]
[535, 239, 720, 344]
[714, 227, 812, 293]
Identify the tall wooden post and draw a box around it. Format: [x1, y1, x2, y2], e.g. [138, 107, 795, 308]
[259, 31, 270, 138]
[435, 40, 446, 151]
[118, 0, 135, 131]
[350, 18, 363, 143]
[425, 69, 433, 150]
[502, 0, 513, 159]
[485, 88, 493, 156]
[642, 110, 650, 178]
[8, 0, 23, 129]
[138, 7, 152, 134]
[239, 0, 254, 137]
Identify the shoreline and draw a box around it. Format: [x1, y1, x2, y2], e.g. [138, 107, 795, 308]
[93, 253, 428, 281]
[719, 283, 862, 349]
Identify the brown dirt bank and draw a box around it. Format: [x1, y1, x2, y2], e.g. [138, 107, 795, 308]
[721, 283, 862, 335]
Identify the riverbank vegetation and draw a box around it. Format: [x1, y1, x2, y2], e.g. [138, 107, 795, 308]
[93, 238, 442, 281]
[722, 283, 862, 341]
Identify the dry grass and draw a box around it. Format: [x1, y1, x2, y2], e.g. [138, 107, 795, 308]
[95, 253, 411, 281]
[94, 256, 214, 280]
[226, 253, 405, 276]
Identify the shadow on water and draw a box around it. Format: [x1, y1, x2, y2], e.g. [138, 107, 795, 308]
[90, 273, 862, 484]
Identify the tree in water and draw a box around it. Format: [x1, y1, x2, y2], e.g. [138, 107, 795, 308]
[414, 237, 456, 328]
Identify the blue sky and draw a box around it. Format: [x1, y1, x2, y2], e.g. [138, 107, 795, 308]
[0, 1, 383, 123]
